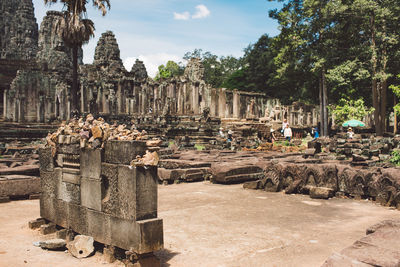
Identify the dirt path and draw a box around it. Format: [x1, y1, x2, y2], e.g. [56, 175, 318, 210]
[0, 182, 399, 267]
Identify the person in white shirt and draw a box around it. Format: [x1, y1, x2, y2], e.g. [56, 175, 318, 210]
[284, 124, 292, 142]
[219, 127, 225, 138]
[281, 119, 289, 134]
[347, 127, 354, 139]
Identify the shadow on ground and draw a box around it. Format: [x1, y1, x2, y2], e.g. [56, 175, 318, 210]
[154, 249, 180, 267]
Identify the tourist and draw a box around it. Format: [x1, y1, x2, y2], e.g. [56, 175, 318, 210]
[281, 119, 289, 134]
[312, 127, 319, 140]
[227, 129, 233, 142]
[284, 124, 292, 142]
[219, 127, 225, 138]
[347, 127, 354, 139]
[268, 128, 277, 143]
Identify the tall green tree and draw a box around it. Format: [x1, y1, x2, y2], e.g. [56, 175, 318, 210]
[268, 0, 400, 136]
[44, 0, 110, 113]
[154, 60, 184, 80]
[183, 49, 241, 88]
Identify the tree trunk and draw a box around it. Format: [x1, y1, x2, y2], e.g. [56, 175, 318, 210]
[370, 13, 382, 136]
[380, 20, 388, 134]
[319, 74, 324, 136]
[395, 96, 398, 134]
[322, 65, 328, 136]
[71, 45, 79, 114]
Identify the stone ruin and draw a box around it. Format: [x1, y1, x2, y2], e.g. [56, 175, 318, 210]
[0, 0, 324, 132]
[38, 139, 163, 257]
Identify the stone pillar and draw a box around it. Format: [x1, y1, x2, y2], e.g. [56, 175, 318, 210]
[3, 90, 7, 120]
[18, 98, 25, 122]
[177, 84, 182, 115]
[80, 83, 85, 113]
[117, 82, 122, 114]
[312, 108, 317, 125]
[307, 112, 311, 126]
[233, 90, 240, 118]
[218, 88, 226, 119]
[210, 88, 218, 117]
[192, 84, 200, 114]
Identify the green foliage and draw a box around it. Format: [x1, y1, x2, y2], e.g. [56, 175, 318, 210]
[194, 144, 205, 151]
[330, 98, 374, 125]
[183, 49, 241, 88]
[155, 61, 184, 81]
[389, 74, 400, 115]
[389, 150, 400, 166]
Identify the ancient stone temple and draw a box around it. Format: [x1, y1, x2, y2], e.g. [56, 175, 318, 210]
[4, 11, 82, 122]
[1, 0, 321, 128]
[0, 0, 39, 116]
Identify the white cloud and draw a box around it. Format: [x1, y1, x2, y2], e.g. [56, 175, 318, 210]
[123, 53, 183, 78]
[173, 11, 190, 20]
[192, 5, 210, 19]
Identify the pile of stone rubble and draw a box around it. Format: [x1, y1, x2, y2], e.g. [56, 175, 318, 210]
[45, 114, 149, 155]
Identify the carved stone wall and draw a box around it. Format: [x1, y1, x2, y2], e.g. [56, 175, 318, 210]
[0, 0, 38, 60]
[4, 11, 78, 122]
[39, 141, 163, 253]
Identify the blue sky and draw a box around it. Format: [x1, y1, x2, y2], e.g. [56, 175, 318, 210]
[32, 0, 282, 77]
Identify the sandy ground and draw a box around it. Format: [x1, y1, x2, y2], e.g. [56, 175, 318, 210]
[0, 182, 399, 267]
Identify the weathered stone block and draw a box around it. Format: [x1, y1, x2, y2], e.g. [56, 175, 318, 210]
[80, 178, 102, 211]
[310, 187, 334, 199]
[0, 176, 41, 197]
[68, 202, 88, 234]
[54, 199, 69, 228]
[40, 170, 57, 198]
[137, 218, 164, 254]
[80, 149, 102, 180]
[110, 216, 140, 251]
[40, 195, 56, 222]
[40, 223, 57, 235]
[136, 166, 158, 221]
[243, 180, 260, 190]
[117, 165, 137, 220]
[87, 209, 111, 245]
[58, 181, 80, 204]
[104, 141, 147, 165]
[57, 144, 80, 155]
[29, 218, 46, 229]
[101, 163, 119, 216]
[39, 147, 54, 172]
[62, 169, 80, 185]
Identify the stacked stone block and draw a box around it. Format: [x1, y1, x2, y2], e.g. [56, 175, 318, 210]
[39, 140, 163, 254]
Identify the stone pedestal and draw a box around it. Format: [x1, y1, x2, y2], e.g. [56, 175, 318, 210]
[39, 141, 163, 254]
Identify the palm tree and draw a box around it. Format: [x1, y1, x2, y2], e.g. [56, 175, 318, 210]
[44, 0, 110, 115]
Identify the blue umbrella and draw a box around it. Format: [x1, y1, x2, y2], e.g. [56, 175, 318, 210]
[342, 119, 365, 127]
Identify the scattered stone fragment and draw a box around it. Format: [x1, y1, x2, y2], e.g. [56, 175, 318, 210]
[243, 180, 260, 190]
[67, 235, 95, 259]
[34, 239, 66, 250]
[40, 223, 56, 235]
[309, 187, 334, 199]
[131, 150, 159, 167]
[28, 218, 46, 229]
